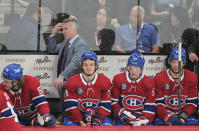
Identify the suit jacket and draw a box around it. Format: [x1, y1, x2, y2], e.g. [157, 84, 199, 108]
[47, 35, 89, 81]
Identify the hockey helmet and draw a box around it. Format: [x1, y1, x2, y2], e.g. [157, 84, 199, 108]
[81, 51, 98, 64]
[127, 53, 145, 68]
[2, 63, 23, 80]
[169, 47, 186, 62]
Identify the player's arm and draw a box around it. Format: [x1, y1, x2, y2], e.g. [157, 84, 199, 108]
[181, 72, 198, 117]
[31, 77, 50, 115]
[111, 76, 122, 114]
[64, 79, 83, 123]
[154, 74, 168, 120]
[96, 77, 112, 118]
[0, 91, 21, 131]
[142, 78, 156, 122]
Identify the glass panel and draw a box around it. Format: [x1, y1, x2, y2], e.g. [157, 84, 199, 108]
[0, 0, 198, 53]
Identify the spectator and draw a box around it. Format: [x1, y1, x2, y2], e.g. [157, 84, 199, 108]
[0, 63, 56, 127]
[64, 51, 112, 126]
[97, 28, 115, 51]
[154, 47, 198, 125]
[182, 28, 199, 78]
[0, 90, 21, 131]
[81, 6, 118, 51]
[188, 0, 199, 29]
[5, 2, 46, 51]
[47, 18, 89, 125]
[114, 6, 159, 53]
[0, 42, 7, 52]
[159, 6, 191, 45]
[111, 52, 155, 126]
[149, 0, 187, 26]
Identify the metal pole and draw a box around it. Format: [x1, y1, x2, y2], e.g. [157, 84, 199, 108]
[37, 0, 41, 52]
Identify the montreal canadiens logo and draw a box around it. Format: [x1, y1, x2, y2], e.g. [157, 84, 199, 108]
[78, 98, 99, 112]
[122, 95, 145, 110]
[165, 95, 186, 109]
[16, 106, 32, 116]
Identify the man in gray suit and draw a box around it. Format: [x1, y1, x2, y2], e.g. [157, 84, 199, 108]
[47, 18, 89, 124]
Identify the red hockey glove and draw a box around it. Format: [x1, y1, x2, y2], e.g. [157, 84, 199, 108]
[164, 113, 184, 125]
[115, 108, 137, 125]
[83, 108, 96, 126]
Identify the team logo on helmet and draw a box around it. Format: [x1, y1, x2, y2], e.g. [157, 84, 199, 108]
[165, 95, 186, 109]
[122, 95, 145, 110]
[127, 53, 145, 68]
[78, 98, 99, 112]
[169, 47, 186, 62]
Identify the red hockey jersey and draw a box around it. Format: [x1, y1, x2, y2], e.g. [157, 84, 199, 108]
[111, 72, 155, 122]
[0, 90, 21, 131]
[64, 73, 111, 123]
[0, 75, 50, 123]
[154, 69, 198, 120]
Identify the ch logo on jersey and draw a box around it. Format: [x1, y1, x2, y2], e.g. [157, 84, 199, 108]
[78, 88, 83, 94]
[121, 83, 127, 90]
[122, 95, 145, 110]
[16, 106, 31, 116]
[78, 98, 99, 112]
[165, 95, 187, 109]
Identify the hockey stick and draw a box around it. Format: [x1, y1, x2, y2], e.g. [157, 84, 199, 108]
[178, 43, 182, 120]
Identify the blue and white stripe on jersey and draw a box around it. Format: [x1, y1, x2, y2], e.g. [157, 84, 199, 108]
[99, 100, 112, 112]
[186, 97, 198, 107]
[0, 107, 14, 119]
[143, 102, 155, 114]
[32, 95, 48, 107]
[64, 99, 78, 111]
[156, 97, 166, 107]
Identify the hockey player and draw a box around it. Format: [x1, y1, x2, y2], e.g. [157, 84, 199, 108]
[64, 51, 112, 126]
[0, 63, 56, 127]
[154, 47, 198, 125]
[0, 90, 21, 131]
[111, 52, 155, 126]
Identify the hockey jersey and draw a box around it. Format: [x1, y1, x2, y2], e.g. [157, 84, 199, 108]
[154, 69, 198, 120]
[0, 75, 50, 123]
[64, 73, 112, 123]
[0, 90, 21, 131]
[111, 72, 155, 122]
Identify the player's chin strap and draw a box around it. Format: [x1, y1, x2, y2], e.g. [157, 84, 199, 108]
[169, 68, 184, 79]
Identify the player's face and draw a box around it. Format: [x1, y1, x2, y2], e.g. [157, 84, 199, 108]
[1, 77, 16, 90]
[82, 59, 97, 76]
[128, 66, 142, 79]
[170, 60, 184, 72]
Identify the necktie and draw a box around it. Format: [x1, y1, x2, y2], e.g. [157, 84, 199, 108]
[61, 41, 70, 72]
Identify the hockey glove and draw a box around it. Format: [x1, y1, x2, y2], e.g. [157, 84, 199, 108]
[116, 108, 137, 125]
[32, 113, 56, 127]
[92, 114, 104, 126]
[164, 113, 184, 125]
[130, 116, 149, 126]
[83, 108, 96, 126]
